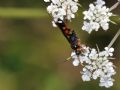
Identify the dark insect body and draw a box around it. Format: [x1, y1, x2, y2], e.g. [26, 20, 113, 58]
[56, 20, 82, 55]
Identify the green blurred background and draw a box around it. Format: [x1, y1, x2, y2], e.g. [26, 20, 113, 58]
[0, 0, 120, 90]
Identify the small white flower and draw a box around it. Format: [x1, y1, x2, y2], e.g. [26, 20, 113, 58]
[79, 56, 91, 64]
[51, 0, 60, 4]
[89, 48, 98, 60]
[95, 0, 105, 6]
[101, 22, 109, 31]
[81, 68, 91, 81]
[71, 52, 80, 66]
[71, 5, 78, 13]
[44, 0, 79, 27]
[92, 69, 102, 80]
[99, 77, 114, 88]
[52, 21, 57, 27]
[73, 59, 80, 66]
[44, 0, 50, 2]
[71, 45, 116, 88]
[82, 21, 93, 34]
[71, 51, 78, 59]
[104, 47, 114, 56]
[74, 0, 78, 2]
[82, 0, 113, 33]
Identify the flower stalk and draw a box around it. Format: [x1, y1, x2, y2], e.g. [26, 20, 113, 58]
[109, 0, 120, 11]
[108, 28, 120, 48]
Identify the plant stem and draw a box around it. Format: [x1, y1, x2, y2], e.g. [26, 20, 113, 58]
[108, 28, 120, 48]
[109, 0, 120, 11]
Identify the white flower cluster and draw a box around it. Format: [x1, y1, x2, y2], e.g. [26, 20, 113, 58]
[71, 46, 116, 88]
[44, 0, 79, 27]
[82, 0, 113, 34]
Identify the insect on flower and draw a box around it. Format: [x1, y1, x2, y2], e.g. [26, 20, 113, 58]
[44, 0, 120, 88]
[56, 19, 83, 55]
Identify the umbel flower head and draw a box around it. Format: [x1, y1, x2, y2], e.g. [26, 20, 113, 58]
[82, 0, 113, 34]
[44, 0, 79, 27]
[71, 45, 116, 88]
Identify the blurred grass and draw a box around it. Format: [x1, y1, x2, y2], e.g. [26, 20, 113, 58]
[0, 7, 48, 18]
